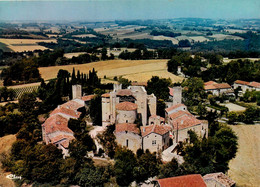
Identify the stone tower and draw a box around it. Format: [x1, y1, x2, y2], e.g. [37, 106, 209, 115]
[72, 85, 82, 99]
[172, 87, 182, 105]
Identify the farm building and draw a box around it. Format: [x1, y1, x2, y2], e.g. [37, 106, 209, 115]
[233, 80, 260, 93]
[204, 81, 234, 96]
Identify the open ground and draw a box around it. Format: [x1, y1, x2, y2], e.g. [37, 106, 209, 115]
[39, 59, 184, 83]
[0, 135, 16, 187]
[0, 38, 57, 52]
[228, 125, 260, 187]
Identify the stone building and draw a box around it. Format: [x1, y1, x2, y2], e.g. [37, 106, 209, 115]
[233, 80, 260, 93]
[114, 123, 142, 153]
[203, 172, 236, 187]
[141, 124, 172, 153]
[101, 84, 156, 127]
[204, 81, 233, 96]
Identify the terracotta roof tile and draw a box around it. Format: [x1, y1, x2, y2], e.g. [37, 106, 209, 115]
[169, 87, 174, 96]
[116, 89, 133, 96]
[165, 104, 186, 113]
[50, 106, 81, 118]
[131, 82, 147, 87]
[42, 115, 72, 134]
[101, 93, 110, 98]
[204, 81, 217, 86]
[157, 174, 206, 187]
[115, 123, 140, 134]
[60, 100, 84, 111]
[204, 84, 217, 90]
[170, 115, 202, 130]
[81, 94, 95, 101]
[116, 101, 138, 111]
[234, 80, 250, 85]
[141, 124, 172, 137]
[203, 172, 236, 187]
[214, 83, 231, 89]
[149, 115, 165, 121]
[50, 134, 75, 144]
[169, 110, 192, 120]
[249, 81, 260, 88]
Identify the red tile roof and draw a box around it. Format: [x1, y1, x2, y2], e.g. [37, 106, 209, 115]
[116, 101, 138, 111]
[205, 83, 231, 90]
[131, 82, 147, 87]
[234, 80, 249, 85]
[81, 94, 95, 101]
[50, 106, 81, 118]
[141, 124, 172, 137]
[169, 110, 192, 120]
[204, 81, 217, 86]
[116, 89, 133, 96]
[101, 93, 110, 98]
[203, 172, 235, 187]
[42, 115, 72, 134]
[169, 87, 174, 96]
[165, 104, 186, 113]
[214, 83, 231, 89]
[157, 174, 206, 187]
[60, 100, 84, 111]
[149, 115, 165, 121]
[249, 81, 260, 88]
[115, 123, 140, 134]
[170, 114, 202, 130]
[50, 134, 75, 144]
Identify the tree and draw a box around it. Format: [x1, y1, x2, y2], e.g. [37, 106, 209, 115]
[134, 150, 161, 184]
[18, 92, 37, 115]
[158, 158, 183, 179]
[147, 76, 172, 101]
[101, 47, 108, 60]
[197, 102, 207, 118]
[114, 147, 137, 186]
[89, 95, 102, 126]
[178, 39, 191, 47]
[182, 77, 206, 106]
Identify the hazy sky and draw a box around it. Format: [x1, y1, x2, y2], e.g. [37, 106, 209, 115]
[0, 0, 259, 21]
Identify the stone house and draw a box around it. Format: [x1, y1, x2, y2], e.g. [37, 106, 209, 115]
[101, 84, 156, 127]
[42, 85, 93, 157]
[155, 174, 207, 187]
[167, 110, 208, 143]
[141, 124, 172, 153]
[148, 115, 165, 126]
[114, 123, 142, 153]
[204, 81, 233, 96]
[233, 80, 260, 93]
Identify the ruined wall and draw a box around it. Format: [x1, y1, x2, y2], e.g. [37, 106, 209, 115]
[72, 85, 82, 99]
[102, 97, 111, 127]
[172, 87, 182, 105]
[147, 94, 157, 117]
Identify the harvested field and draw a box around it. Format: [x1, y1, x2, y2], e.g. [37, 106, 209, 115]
[64, 52, 87, 59]
[72, 34, 97, 38]
[117, 33, 152, 40]
[153, 35, 179, 45]
[0, 135, 16, 187]
[39, 59, 184, 83]
[228, 125, 260, 187]
[189, 36, 210, 42]
[0, 38, 57, 52]
[208, 34, 244, 41]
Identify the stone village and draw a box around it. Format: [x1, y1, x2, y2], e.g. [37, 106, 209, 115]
[42, 84, 208, 162]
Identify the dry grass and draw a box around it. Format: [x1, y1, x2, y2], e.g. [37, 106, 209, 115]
[72, 34, 97, 38]
[153, 35, 179, 45]
[228, 125, 260, 187]
[0, 38, 57, 52]
[0, 135, 16, 187]
[64, 52, 87, 59]
[189, 36, 210, 42]
[39, 59, 184, 83]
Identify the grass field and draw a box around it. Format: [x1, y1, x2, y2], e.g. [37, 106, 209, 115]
[0, 42, 12, 52]
[228, 125, 260, 187]
[64, 52, 87, 59]
[0, 38, 57, 52]
[39, 59, 184, 83]
[0, 135, 16, 187]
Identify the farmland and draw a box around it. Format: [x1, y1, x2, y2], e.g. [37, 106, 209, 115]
[39, 59, 184, 83]
[228, 125, 260, 187]
[0, 135, 16, 187]
[0, 38, 57, 52]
